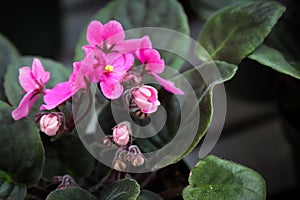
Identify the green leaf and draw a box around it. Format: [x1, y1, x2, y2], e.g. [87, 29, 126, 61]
[4, 56, 70, 107]
[189, 0, 252, 21]
[42, 133, 95, 181]
[0, 176, 26, 200]
[248, 44, 300, 79]
[46, 187, 96, 200]
[100, 178, 140, 200]
[197, 1, 286, 64]
[74, 0, 189, 71]
[182, 155, 266, 200]
[0, 101, 44, 186]
[0, 34, 21, 103]
[137, 190, 162, 200]
[139, 61, 237, 169]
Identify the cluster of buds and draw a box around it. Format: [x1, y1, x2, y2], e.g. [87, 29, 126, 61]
[112, 146, 146, 171]
[103, 121, 146, 171]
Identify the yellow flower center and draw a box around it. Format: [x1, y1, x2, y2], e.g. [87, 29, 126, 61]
[105, 65, 114, 72]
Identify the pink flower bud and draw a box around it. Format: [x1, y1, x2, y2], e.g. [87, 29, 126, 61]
[40, 113, 61, 136]
[132, 85, 160, 113]
[112, 121, 131, 146]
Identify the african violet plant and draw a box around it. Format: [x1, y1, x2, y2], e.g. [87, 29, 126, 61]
[0, 0, 297, 199]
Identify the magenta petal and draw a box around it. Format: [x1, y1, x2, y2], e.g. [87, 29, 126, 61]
[134, 98, 153, 113]
[86, 20, 103, 46]
[100, 81, 123, 100]
[136, 48, 165, 74]
[102, 20, 125, 44]
[152, 73, 184, 95]
[12, 90, 39, 120]
[41, 81, 75, 110]
[146, 62, 165, 74]
[19, 67, 37, 92]
[117, 36, 152, 54]
[32, 58, 50, 84]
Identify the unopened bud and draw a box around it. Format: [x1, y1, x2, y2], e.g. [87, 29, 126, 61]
[127, 145, 145, 167]
[131, 153, 145, 167]
[103, 136, 113, 147]
[132, 85, 160, 114]
[53, 175, 77, 189]
[112, 121, 131, 146]
[40, 112, 64, 136]
[113, 158, 127, 171]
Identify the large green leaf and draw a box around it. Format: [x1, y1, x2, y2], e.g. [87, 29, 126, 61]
[74, 0, 189, 71]
[42, 133, 95, 181]
[137, 190, 162, 200]
[189, 0, 252, 21]
[0, 34, 21, 103]
[46, 187, 96, 200]
[138, 61, 237, 169]
[182, 155, 266, 200]
[0, 175, 26, 200]
[248, 44, 300, 79]
[196, 1, 285, 64]
[0, 101, 44, 186]
[99, 178, 140, 200]
[4, 56, 70, 107]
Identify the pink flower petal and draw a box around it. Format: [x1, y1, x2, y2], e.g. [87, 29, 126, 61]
[109, 53, 134, 73]
[32, 58, 50, 85]
[117, 36, 152, 54]
[18, 67, 37, 92]
[12, 90, 39, 120]
[102, 20, 125, 44]
[86, 20, 103, 46]
[100, 80, 123, 99]
[152, 73, 184, 95]
[136, 48, 165, 74]
[41, 81, 75, 110]
[134, 97, 153, 113]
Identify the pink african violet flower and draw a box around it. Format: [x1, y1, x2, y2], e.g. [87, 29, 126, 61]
[12, 58, 50, 120]
[132, 85, 160, 113]
[135, 38, 184, 95]
[99, 53, 134, 99]
[83, 20, 151, 55]
[41, 52, 99, 110]
[40, 113, 60, 136]
[112, 121, 132, 146]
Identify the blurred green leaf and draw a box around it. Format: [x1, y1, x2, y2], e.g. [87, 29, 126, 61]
[0, 176, 26, 200]
[100, 178, 140, 200]
[75, 0, 189, 71]
[248, 44, 300, 79]
[0, 101, 44, 186]
[42, 133, 95, 181]
[4, 56, 70, 108]
[0, 34, 21, 103]
[46, 187, 96, 200]
[189, 0, 252, 21]
[197, 1, 285, 64]
[183, 155, 266, 200]
[137, 190, 162, 200]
